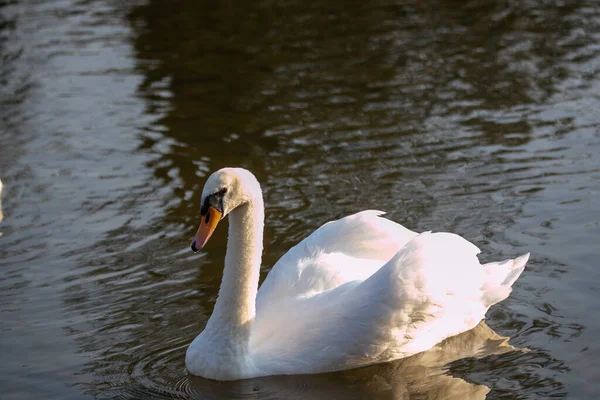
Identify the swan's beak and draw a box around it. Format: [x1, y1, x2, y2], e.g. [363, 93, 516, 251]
[191, 206, 222, 253]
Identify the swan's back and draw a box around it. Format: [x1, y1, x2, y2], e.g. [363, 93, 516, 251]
[250, 213, 529, 376]
[256, 210, 417, 307]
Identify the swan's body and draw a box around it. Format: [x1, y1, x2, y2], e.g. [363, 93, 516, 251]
[186, 168, 529, 380]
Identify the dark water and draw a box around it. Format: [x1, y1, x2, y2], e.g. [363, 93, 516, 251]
[1, 0, 599, 398]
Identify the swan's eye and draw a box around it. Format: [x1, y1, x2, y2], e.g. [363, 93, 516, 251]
[218, 188, 228, 196]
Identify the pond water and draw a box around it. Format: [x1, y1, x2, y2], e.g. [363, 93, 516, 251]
[1, 0, 599, 398]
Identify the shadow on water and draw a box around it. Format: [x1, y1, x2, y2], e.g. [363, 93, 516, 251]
[125, 0, 600, 244]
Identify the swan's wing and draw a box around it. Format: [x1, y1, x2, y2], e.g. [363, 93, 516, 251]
[324, 232, 528, 365]
[256, 210, 418, 307]
[341, 231, 488, 360]
[251, 232, 529, 375]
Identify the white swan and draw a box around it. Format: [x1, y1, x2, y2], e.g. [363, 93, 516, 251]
[186, 167, 529, 380]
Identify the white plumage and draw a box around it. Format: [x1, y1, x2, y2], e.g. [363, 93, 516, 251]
[185, 168, 529, 380]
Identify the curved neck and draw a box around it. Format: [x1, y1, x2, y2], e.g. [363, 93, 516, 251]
[203, 196, 264, 352]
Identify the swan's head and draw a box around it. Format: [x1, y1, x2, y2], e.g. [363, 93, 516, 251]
[191, 167, 261, 253]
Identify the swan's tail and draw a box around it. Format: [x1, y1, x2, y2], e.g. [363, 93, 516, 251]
[481, 253, 530, 307]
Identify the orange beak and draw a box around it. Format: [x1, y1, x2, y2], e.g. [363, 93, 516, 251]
[191, 206, 222, 252]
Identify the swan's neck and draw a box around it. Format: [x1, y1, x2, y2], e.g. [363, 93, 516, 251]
[203, 197, 264, 355]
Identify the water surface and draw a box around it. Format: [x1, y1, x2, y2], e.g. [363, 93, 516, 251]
[1, 0, 599, 398]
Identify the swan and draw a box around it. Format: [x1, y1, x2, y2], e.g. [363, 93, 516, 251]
[186, 167, 529, 380]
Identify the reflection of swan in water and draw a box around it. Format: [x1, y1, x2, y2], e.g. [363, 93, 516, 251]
[187, 321, 521, 400]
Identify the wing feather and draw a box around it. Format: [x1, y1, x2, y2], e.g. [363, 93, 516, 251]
[257, 210, 417, 307]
